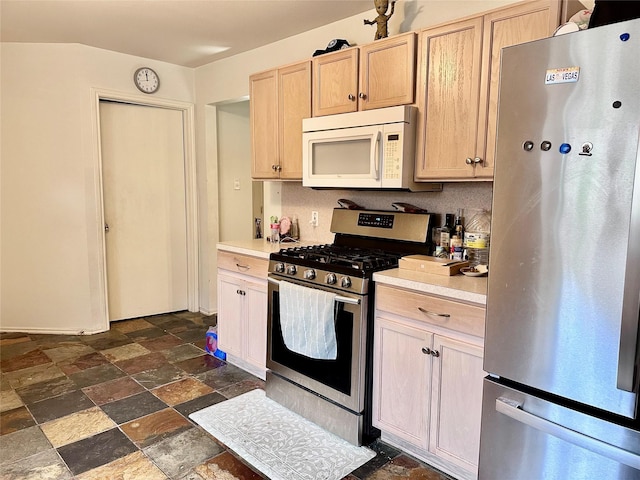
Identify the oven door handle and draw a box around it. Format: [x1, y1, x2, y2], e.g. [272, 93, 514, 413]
[268, 277, 361, 305]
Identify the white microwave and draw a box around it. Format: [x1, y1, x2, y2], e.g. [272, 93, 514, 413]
[302, 105, 441, 191]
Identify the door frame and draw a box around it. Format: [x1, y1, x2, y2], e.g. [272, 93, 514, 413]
[91, 88, 199, 327]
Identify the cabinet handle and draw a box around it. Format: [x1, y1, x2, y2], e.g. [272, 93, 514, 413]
[421, 347, 431, 355]
[359, 92, 367, 100]
[348, 94, 356, 101]
[417, 307, 450, 318]
[233, 258, 250, 270]
[431, 350, 440, 357]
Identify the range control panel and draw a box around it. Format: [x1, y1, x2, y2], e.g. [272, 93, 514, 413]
[357, 213, 394, 229]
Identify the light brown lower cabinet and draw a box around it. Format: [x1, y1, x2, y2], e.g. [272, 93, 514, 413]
[373, 284, 485, 480]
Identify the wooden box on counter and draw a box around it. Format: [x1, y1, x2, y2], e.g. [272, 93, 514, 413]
[398, 255, 469, 276]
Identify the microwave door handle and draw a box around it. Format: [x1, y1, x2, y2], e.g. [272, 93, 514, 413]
[371, 131, 381, 179]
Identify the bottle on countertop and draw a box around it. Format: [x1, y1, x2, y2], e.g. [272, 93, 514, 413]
[450, 235, 463, 260]
[439, 213, 455, 257]
[464, 209, 491, 268]
[454, 208, 464, 240]
[290, 216, 300, 240]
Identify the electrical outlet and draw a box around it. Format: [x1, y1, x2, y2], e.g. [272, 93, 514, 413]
[310, 211, 319, 227]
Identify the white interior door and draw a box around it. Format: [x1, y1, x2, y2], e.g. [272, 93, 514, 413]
[100, 101, 188, 321]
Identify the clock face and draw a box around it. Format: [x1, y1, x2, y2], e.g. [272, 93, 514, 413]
[134, 67, 160, 94]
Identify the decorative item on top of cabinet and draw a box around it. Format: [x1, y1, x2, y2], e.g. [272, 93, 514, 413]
[312, 31, 416, 116]
[364, 0, 396, 40]
[414, 0, 560, 181]
[373, 283, 485, 480]
[250, 60, 311, 180]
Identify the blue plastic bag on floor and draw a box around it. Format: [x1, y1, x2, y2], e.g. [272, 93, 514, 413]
[205, 326, 226, 360]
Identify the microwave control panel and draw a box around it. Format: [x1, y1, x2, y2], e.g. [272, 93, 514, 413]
[383, 132, 402, 179]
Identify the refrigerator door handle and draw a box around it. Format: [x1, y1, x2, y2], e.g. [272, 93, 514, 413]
[617, 128, 640, 392]
[496, 397, 640, 469]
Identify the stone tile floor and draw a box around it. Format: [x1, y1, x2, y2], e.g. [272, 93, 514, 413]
[1, 311, 453, 479]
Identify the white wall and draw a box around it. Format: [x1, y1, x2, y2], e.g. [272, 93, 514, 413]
[216, 101, 254, 242]
[1, 43, 195, 333]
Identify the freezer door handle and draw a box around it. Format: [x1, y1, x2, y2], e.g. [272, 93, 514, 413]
[496, 397, 640, 469]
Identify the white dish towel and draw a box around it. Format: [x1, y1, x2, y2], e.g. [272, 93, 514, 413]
[279, 281, 337, 360]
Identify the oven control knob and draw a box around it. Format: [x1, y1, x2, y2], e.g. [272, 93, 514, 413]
[274, 263, 285, 273]
[286, 265, 297, 275]
[325, 273, 337, 285]
[341, 276, 352, 288]
[304, 269, 316, 280]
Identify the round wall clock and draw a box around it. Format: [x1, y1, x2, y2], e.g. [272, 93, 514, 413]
[133, 67, 160, 94]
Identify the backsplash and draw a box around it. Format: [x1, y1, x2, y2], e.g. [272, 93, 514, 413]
[281, 182, 493, 243]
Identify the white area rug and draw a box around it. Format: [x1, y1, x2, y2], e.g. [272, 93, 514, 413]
[189, 389, 375, 480]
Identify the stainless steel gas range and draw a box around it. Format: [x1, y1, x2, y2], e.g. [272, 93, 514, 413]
[266, 208, 433, 446]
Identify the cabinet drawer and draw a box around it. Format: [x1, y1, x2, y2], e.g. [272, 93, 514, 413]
[376, 284, 485, 338]
[217, 251, 268, 280]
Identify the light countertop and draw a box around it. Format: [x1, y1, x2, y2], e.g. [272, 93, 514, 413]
[216, 239, 319, 259]
[217, 240, 487, 305]
[373, 269, 487, 306]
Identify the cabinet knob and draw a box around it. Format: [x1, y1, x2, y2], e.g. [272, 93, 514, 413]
[272, 165, 277, 170]
[421, 347, 431, 355]
[473, 157, 483, 164]
[358, 92, 367, 100]
[431, 350, 440, 358]
[465, 157, 473, 165]
[348, 94, 356, 101]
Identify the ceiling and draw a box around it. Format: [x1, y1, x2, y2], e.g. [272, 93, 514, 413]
[0, 0, 374, 67]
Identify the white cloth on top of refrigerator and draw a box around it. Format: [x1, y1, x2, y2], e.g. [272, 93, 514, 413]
[279, 281, 337, 360]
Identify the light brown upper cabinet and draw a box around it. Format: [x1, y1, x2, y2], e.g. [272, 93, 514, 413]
[415, 0, 560, 181]
[312, 32, 416, 117]
[250, 60, 311, 179]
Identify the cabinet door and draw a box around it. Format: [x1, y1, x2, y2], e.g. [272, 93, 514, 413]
[429, 335, 485, 474]
[312, 48, 359, 117]
[477, 0, 560, 178]
[415, 17, 483, 180]
[278, 61, 311, 180]
[216, 273, 245, 356]
[244, 279, 268, 372]
[250, 69, 279, 179]
[373, 315, 432, 449]
[359, 32, 416, 111]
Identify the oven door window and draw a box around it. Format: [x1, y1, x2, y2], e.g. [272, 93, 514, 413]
[270, 291, 354, 396]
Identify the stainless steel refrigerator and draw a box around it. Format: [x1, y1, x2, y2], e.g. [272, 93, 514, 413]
[479, 19, 640, 479]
